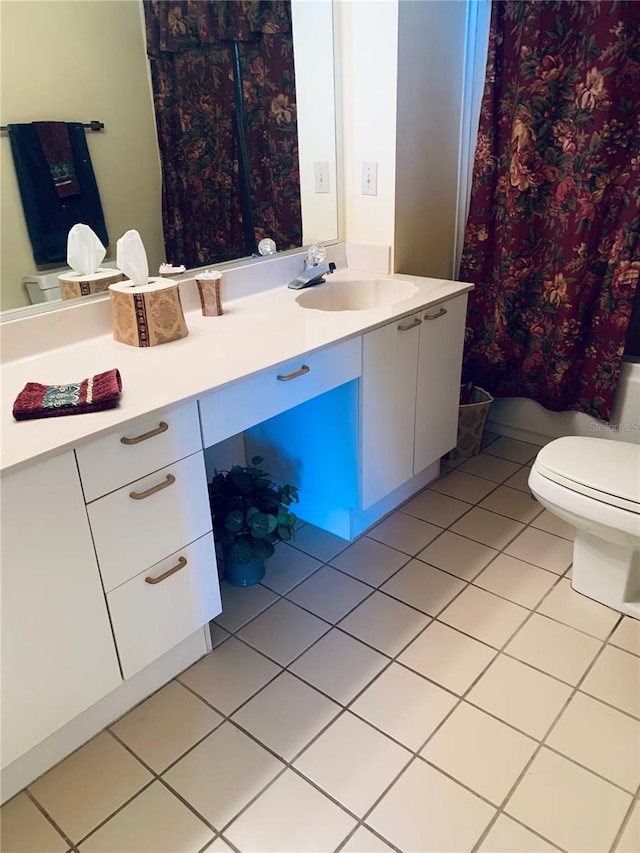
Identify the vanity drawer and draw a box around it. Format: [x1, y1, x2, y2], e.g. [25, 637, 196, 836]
[87, 452, 212, 592]
[77, 400, 202, 502]
[107, 533, 221, 679]
[199, 337, 362, 446]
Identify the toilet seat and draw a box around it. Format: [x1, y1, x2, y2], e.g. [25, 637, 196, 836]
[534, 437, 640, 514]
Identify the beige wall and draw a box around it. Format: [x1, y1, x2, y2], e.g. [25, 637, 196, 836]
[338, 0, 467, 278]
[339, 0, 399, 255]
[394, 0, 467, 279]
[292, 0, 338, 247]
[0, 0, 164, 310]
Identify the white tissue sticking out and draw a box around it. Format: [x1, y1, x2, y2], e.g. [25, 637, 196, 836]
[67, 224, 106, 275]
[116, 229, 149, 286]
[196, 269, 222, 280]
[159, 263, 186, 275]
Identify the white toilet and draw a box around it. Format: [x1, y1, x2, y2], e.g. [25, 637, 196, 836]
[529, 437, 640, 620]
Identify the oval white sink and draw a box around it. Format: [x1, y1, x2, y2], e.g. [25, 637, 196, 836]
[296, 278, 418, 312]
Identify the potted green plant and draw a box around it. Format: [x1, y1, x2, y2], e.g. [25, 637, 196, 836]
[208, 456, 299, 586]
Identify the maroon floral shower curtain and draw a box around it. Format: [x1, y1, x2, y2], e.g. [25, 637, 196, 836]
[144, 0, 302, 268]
[460, 1, 640, 421]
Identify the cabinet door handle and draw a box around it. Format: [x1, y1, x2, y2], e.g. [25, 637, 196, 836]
[129, 473, 176, 500]
[424, 307, 447, 321]
[397, 317, 422, 331]
[145, 556, 187, 584]
[121, 421, 169, 445]
[277, 364, 311, 381]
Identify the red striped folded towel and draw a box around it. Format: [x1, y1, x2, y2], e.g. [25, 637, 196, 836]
[34, 121, 81, 198]
[13, 368, 122, 421]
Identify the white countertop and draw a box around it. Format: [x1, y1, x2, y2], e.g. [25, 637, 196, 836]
[1, 270, 471, 475]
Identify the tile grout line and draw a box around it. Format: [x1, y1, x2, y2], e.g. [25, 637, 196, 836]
[167, 457, 631, 849]
[471, 613, 631, 853]
[283, 477, 633, 850]
[214, 455, 567, 641]
[197, 838, 224, 853]
[209, 561, 636, 845]
[168, 491, 528, 846]
[14, 445, 634, 853]
[126, 691, 300, 836]
[166, 629, 414, 844]
[211, 836, 243, 853]
[188, 453, 627, 849]
[23, 788, 76, 851]
[203, 515, 563, 846]
[610, 793, 639, 853]
[202, 462, 635, 799]
[361, 551, 579, 850]
[333, 822, 401, 853]
[66, 773, 158, 849]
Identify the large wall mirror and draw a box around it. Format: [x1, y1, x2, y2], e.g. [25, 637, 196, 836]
[0, 0, 338, 314]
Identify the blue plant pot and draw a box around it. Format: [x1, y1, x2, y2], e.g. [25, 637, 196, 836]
[223, 556, 266, 587]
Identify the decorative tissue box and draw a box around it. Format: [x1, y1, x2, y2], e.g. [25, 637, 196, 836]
[159, 264, 186, 279]
[58, 268, 124, 301]
[108, 278, 189, 347]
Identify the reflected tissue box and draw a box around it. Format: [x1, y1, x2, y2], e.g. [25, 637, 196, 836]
[58, 268, 124, 301]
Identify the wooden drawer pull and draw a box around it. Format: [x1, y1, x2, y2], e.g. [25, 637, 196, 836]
[129, 473, 176, 500]
[145, 556, 187, 584]
[424, 307, 447, 321]
[121, 421, 169, 445]
[397, 317, 422, 331]
[277, 364, 311, 381]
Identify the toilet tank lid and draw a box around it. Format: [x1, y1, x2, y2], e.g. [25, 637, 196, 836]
[536, 437, 640, 506]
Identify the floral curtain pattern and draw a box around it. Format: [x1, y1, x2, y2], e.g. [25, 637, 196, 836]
[460, 1, 640, 421]
[144, 0, 302, 268]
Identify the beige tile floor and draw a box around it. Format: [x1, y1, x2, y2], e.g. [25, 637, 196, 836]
[3, 436, 640, 853]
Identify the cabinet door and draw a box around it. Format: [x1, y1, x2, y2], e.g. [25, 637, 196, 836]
[414, 294, 468, 474]
[361, 313, 421, 509]
[1, 453, 122, 768]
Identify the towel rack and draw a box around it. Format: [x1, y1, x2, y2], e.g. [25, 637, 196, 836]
[0, 120, 105, 136]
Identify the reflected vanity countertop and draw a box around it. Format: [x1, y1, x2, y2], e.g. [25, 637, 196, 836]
[0, 269, 472, 475]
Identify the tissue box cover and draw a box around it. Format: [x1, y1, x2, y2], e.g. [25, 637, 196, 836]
[58, 268, 124, 301]
[109, 279, 189, 347]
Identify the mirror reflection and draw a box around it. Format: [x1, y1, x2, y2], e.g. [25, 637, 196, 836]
[0, 0, 338, 312]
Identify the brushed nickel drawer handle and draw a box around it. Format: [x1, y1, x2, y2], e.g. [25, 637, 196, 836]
[129, 473, 176, 500]
[424, 307, 447, 320]
[145, 556, 187, 584]
[397, 317, 422, 331]
[277, 364, 311, 381]
[121, 421, 169, 445]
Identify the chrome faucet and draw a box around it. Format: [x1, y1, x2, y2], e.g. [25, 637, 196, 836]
[288, 244, 336, 289]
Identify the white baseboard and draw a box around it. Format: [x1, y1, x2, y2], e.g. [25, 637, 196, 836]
[486, 418, 548, 447]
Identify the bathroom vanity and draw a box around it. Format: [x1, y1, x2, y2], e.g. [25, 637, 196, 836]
[0, 247, 471, 799]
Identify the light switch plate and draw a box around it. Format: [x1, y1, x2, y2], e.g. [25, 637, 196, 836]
[314, 161, 330, 193]
[361, 161, 378, 196]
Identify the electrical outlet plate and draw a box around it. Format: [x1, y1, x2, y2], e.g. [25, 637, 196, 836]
[361, 161, 378, 196]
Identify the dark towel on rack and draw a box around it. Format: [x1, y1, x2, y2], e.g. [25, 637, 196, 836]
[12, 369, 122, 421]
[34, 121, 81, 198]
[8, 122, 108, 265]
